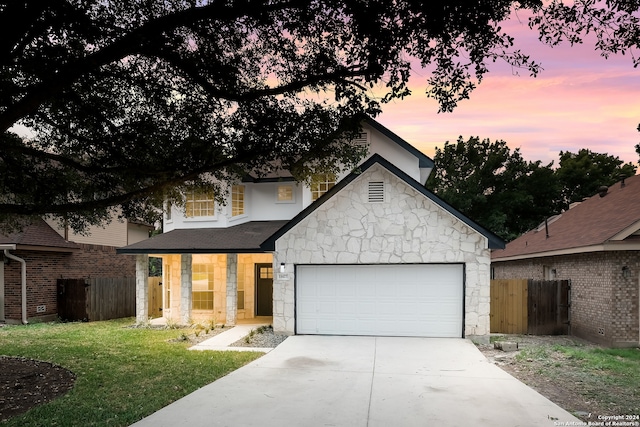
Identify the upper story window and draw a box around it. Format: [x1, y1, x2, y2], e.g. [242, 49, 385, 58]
[165, 201, 172, 221]
[185, 189, 215, 217]
[277, 184, 294, 203]
[352, 131, 369, 146]
[232, 185, 245, 216]
[311, 173, 336, 201]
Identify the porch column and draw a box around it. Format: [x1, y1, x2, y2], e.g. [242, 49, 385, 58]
[135, 254, 149, 324]
[226, 254, 238, 326]
[180, 254, 192, 325]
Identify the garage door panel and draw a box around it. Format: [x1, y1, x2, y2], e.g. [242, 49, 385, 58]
[296, 264, 463, 337]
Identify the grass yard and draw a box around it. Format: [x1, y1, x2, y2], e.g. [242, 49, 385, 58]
[0, 318, 262, 427]
[483, 336, 640, 421]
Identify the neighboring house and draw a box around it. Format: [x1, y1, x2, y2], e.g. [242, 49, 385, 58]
[118, 120, 504, 339]
[492, 175, 640, 348]
[0, 217, 152, 324]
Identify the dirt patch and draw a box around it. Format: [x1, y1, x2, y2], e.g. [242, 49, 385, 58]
[0, 356, 76, 422]
[476, 335, 637, 421]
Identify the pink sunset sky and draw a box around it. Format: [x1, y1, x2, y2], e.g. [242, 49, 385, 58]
[376, 14, 640, 168]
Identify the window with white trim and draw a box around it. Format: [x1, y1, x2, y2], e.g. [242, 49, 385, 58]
[277, 185, 294, 202]
[165, 201, 172, 221]
[185, 189, 215, 217]
[232, 185, 245, 216]
[352, 131, 369, 146]
[192, 264, 214, 310]
[311, 173, 336, 201]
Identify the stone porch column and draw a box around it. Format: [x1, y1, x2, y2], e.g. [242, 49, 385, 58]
[226, 253, 238, 326]
[135, 254, 149, 324]
[180, 254, 192, 325]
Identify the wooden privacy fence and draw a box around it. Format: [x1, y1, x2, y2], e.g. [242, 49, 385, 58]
[490, 279, 570, 335]
[57, 278, 135, 321]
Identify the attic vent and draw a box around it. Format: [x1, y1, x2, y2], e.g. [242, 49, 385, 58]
[368, 181, 385, 203]
[353, 132, 369, 145]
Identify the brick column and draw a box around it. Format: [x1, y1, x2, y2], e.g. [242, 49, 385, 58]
[135, 254, 149, 324]
[180, 254, 192, 325]
[226, 253, 238, 326]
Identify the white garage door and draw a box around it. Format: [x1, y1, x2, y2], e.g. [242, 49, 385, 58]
[296, 264, 463, 337]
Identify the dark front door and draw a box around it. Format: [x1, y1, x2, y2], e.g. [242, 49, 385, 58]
[255, 264, 273, 316]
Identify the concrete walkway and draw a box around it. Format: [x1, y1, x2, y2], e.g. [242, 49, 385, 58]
[131, 336, 582, 427]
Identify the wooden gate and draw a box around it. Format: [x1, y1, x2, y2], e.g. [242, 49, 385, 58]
[57, 278, 89, 321]
[148, 277, 163, 318]
[490, 279, 570, 335]
[528, 280, 571, 335]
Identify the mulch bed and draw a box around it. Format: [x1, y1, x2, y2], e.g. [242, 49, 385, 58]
[0, 356, 76, 421]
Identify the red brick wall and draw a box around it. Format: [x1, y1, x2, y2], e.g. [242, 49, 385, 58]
[492, 251, 640, 347]
[2, 244, 136, 323]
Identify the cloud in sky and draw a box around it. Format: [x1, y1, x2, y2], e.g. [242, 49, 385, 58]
[377, 13, 640, 167]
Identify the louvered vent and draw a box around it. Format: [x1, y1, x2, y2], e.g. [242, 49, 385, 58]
[368, 181, 384, 203]
[353, 132, 369, 145]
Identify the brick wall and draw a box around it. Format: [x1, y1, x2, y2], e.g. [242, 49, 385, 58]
[492, 251, 640, 347]
[2, 244, 136, 323]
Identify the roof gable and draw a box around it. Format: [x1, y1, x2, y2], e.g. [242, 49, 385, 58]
[261, 154, 504, 250]
[0, 218, 80, 251]
[493, 174, 640, 260]
[364, 119, 434, 169]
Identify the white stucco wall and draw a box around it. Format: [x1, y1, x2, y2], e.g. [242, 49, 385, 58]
[272, 164, 491, 337]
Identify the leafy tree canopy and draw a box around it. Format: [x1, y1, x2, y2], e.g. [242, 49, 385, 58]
[556, 149, 637, 205]
[428, 139, 637, 241]
[1, 1, 639, 231]
[426, 136, 561, 241]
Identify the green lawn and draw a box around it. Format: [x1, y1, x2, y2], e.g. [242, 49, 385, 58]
[0, 318, 262, 427]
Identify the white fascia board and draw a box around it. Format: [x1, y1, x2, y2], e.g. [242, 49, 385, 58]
[609, 219, 640, 241]
[492, 241, 640, 262]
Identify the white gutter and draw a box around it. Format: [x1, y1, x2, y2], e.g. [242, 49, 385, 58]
[1, 244, 28, 324]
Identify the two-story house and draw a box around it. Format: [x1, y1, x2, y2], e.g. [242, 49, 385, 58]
[118, 119, 504, 339]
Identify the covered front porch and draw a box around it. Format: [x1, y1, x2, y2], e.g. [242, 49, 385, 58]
[117, 221, 288, 327]
[135, 253, 274, 326]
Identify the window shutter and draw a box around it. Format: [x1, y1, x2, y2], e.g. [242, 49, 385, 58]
[368, 181, 384, 203]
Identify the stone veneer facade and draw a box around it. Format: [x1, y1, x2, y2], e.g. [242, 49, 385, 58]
[492, 251, 640, 347]
[272, 165, 491, 337]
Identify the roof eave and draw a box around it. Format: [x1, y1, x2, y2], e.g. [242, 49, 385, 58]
[492, 241, 640, 262]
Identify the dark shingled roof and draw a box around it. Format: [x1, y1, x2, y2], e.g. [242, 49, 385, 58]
[0, 218, 80, 251]
[492, 173, 640, 260]
[116, 220, 289, 254]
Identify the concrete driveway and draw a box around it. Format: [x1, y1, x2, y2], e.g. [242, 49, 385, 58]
[131, 336, 581, 427]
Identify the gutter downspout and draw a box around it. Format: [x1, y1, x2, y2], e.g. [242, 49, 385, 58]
[1, 245, 28, 324]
